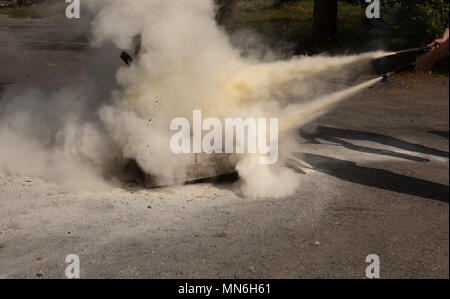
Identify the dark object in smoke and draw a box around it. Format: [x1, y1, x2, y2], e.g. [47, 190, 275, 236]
[371, 46, 431, 75]
[133, 34, 142, 57]
[120, 34, 142, 66]
[122, 156, 237, 188]
[120, 51, 133, 65]
[144, 156, 237, 188]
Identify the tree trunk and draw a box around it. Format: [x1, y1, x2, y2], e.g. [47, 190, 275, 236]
[313, 0, 338, 44]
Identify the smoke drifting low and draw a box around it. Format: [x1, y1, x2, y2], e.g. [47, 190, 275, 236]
[0, 0, 385, 197]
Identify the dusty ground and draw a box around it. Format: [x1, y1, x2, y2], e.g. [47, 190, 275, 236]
[0, 14, 448, 279]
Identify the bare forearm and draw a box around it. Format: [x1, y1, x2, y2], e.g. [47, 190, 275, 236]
[436, 39, 449, 59]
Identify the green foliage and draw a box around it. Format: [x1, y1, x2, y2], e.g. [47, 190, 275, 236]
[231, 0, 449, 53]
[0, 0, 66, 19]
[368, 0, 450, 49]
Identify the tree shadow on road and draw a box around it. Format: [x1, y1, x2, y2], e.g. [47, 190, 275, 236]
[301, 126, 449, 160]
[429, 130, 449, 139]
[299, 153, 449, 203]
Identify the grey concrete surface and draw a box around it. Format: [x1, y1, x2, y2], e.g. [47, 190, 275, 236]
[0, 14, 448, 279]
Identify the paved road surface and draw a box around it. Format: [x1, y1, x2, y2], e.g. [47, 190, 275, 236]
[0, 14, 448, 279]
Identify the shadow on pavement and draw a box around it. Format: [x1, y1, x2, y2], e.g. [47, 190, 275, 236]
[429, 130, 449, 139]
[301, 126, 449, 160]
[299, 153, 449, 203]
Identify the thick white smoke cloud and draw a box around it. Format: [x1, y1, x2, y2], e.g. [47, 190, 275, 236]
[0, 87, 122, 190]
[0, 0, 385, 196]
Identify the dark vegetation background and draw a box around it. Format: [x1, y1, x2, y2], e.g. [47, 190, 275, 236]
[1, 0, 449, 54]
[219, 0, 449, 54]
